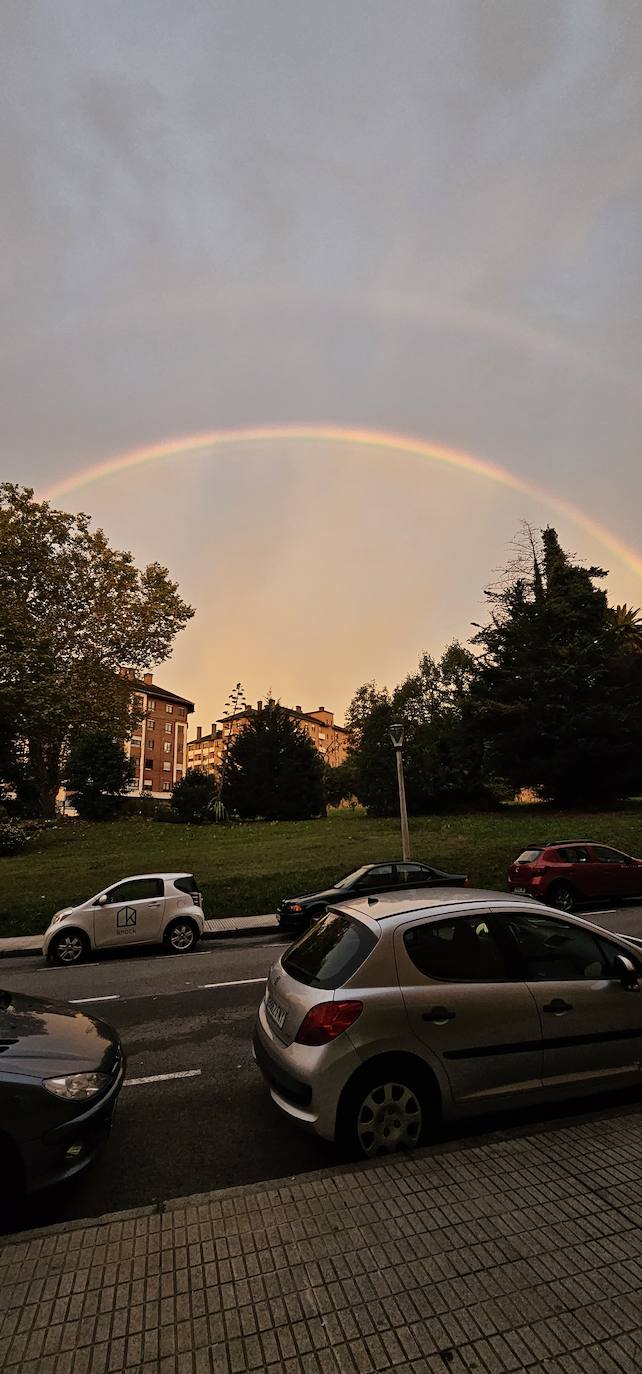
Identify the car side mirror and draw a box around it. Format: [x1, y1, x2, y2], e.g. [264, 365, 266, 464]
[96, 893, 108, 907]
[614, 953, 639, 991]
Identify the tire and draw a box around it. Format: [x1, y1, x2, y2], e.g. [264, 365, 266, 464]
[164, 918, 199, 954]
[337, 1058, 436, 1160]
[546, 881, 577, 914]
[49, 929, 90, 966]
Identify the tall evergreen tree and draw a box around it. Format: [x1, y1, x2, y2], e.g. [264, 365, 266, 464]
[472, 527, 642, 805]
[222, 703, 325, 820]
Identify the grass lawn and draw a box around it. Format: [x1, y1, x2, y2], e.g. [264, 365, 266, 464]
[3, 804, 642, 939]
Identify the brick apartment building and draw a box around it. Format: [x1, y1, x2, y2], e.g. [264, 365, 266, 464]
[187, 699, 349, 775]
[120, 669, 194, 798]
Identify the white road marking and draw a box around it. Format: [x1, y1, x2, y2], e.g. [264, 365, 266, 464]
[200, 977, 267, 990]
[69, 994, 120, 1004]
[125, 1069, 202, 1087]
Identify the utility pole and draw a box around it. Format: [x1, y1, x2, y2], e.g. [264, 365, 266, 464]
[389, 722, 410, 860]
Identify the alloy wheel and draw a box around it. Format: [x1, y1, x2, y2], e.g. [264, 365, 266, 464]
[551, 885, 574, 913]
[169, 922, 194, 951]
[356, 1081, 422, 1157]
[55, 934, 85, 964]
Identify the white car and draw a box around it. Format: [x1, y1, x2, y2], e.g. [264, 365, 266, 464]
[43, 872, 205, 965]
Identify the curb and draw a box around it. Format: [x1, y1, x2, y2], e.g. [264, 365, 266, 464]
[5, 1097, 642, 1248]
[0, 918, 281, 960]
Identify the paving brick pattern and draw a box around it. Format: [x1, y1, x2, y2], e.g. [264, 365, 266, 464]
[2, 1107, 642, 1373]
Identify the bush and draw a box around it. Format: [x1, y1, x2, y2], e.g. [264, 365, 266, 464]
[121, 795, 171, 820]
[171, 769, 218, 823]
[0, 820, 30, 856]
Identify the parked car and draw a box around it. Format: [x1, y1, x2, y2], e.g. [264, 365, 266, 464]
[0, 988, 124, 1200]
[277, 860, 469, 932]
[43, 872, 205, 964]
[254, 887, 642, 1158]
[507, 842, 642, 912]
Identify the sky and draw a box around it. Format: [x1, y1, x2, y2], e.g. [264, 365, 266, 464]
[2, 1, 642, 730]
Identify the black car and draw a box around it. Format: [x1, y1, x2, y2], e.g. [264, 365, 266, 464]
[277, 859, 469, 932]
[0, 988, 124, 1207]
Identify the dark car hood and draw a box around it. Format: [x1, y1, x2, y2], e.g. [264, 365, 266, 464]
[0, 989, 120, 1080]
[282, 887, 343, 908]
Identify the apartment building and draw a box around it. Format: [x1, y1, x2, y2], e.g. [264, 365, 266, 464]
[121, 669, 194, 798]
[187, 699, 349, 775]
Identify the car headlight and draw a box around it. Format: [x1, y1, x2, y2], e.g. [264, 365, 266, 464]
[50, 912, 66, 926]
[43, 1072, 110, 1101]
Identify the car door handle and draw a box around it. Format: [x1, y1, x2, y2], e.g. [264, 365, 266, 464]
[543, 998, 573, 1015]
[423, 1006, 456, 1024]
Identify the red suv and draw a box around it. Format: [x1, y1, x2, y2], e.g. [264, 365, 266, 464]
[507, 841, 642, 912]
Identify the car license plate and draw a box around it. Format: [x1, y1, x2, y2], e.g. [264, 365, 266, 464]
[267, 995, 287, 1030]
[514, 886, 526, 894]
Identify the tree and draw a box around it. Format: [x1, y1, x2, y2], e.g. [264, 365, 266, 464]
[472, 526, 642, 805]
[322, 756, 360, 808]
[345, 644, 494, 816]
[171, 768, 219, 823]
[0, 484, 194, 815]
[613, 604, 642, 652]
[222, 702, 325, 820]
[64, 732, 135, 820]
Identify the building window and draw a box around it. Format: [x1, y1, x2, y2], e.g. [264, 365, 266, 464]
[163, 762, 171, 771]
[176, 767, 183, 778]
[165, 704, 173, 714]
[164, 723, 172, 734]
[145, 758, 154, 769]
[162, 781, 171, 791]
[163, 742, 171, 753]
[147, 739, 154, 750]
[148, 699, 156, 711]
[131, 736, 142, 746]
[134, 695, 144, 710]
[143, 780, 153, 789]
[147, 719, 155, 730]
[319, 733, 326, 741]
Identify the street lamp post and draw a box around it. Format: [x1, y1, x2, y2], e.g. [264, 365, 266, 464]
[389, 722, 411, 860]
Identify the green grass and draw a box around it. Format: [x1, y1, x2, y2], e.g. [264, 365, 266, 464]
[3, 804, 642, 939]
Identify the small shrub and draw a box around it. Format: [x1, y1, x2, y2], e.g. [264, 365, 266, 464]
[121, 795, 171, 820]
[0, 821, 30, 856]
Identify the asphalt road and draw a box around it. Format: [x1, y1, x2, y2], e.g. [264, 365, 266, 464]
[3, 901, 642, 1236]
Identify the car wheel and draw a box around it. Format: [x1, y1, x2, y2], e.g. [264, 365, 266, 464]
[49, 929, 90, 965]
[164, 918, 199, 954]
[547, 881, 576, 913]
[338, 1060, 434, 1160]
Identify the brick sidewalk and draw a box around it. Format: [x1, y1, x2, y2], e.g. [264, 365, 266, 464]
[2, 1108, 642, 1374]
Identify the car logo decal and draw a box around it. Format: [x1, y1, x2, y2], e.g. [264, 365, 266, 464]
[117, 906, 137, 929]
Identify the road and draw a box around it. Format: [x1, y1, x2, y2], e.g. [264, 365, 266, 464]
[3, 900, 642, 1235]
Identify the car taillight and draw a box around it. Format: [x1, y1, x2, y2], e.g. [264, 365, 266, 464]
[295, 1001, 363, 1046]
[463, 877, 469, 887]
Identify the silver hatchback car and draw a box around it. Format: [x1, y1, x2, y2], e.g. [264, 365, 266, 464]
[253, 888, 642, 1157]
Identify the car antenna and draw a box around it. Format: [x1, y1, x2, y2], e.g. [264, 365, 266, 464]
[367, 896, 378, 905]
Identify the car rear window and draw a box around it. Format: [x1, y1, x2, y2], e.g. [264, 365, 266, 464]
[282, 911, 377, 989]
[174, 875, 199, 894]
[515, 849, 542, 863]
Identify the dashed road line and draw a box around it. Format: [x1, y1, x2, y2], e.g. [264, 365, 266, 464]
[200, 977, 267, 990]
[125, 1069, 202, 1087]
[69, 994, 121, 1004]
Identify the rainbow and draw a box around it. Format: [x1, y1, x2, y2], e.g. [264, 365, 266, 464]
[41, 424, 642, 581]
